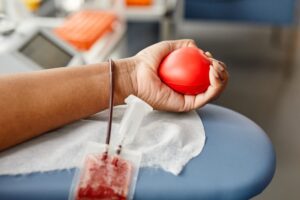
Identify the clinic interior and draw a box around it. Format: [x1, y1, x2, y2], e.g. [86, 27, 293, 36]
[0, 0, 299, 200]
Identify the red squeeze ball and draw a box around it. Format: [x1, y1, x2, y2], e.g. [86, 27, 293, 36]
[158, 47, 211, 95]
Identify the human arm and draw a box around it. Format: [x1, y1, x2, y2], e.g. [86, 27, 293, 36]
[0, 39, 228, 151]
[0, 59, 135, 151]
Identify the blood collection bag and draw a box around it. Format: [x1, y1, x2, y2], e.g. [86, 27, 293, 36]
[76, 154, 131, 199]
[69, 143, 142, 200]
[69, 95, 152, 200]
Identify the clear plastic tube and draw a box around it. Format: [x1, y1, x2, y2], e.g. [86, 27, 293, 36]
[115, 95, 153, 147]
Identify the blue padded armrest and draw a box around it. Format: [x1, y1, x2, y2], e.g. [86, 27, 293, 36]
[0, 104, 276, 200]
[184, 0, 297, 25]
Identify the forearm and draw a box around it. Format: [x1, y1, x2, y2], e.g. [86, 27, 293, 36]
[0, 58, 135, 151]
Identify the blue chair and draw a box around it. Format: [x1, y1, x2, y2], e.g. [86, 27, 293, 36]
[0, 104, 275, 200]
[183, 0, 296, 25]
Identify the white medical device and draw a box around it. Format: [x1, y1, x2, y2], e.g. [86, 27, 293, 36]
[0, 26, 83, 74]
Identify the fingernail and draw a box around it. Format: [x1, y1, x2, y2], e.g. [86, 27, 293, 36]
[219, 61, 227, 69]
[205, 51, 213, 57]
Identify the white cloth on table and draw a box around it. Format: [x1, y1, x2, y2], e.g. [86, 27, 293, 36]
[0, 105, 205, 176]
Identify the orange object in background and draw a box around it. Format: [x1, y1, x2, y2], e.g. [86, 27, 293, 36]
[126, 0, 153, 6]
[22, 0, 41, 11]
[54, 10, 117, 51]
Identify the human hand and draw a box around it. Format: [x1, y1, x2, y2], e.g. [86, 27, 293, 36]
[128, 39, 229, 112]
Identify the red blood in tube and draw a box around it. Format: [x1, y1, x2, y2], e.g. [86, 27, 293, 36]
[158, 47, 211, 95]
[76, 154, 132, 200]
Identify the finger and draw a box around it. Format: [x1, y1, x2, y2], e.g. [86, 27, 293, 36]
[205, 51, 213, 58]
[171, 39, 198, 50]
[212, 60, 224, 72]
[190, 61, 228, 109]
[212, 60, 228, 80]
[220, 69, 229, 84]
[137, 39, 198, 70]
[209, 65, 223, 88]
[209, 58, 227, 70]
[192, 85, 222, 109]
[211, 66, 228, 89]
[190, 67, 223, 109]
[173, 39, 205, 56]
[218, 61, 227, 70]
[210, 65, 220, 79]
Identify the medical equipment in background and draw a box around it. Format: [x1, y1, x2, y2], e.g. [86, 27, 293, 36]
[119, 0, 176, 41]
[0, 14, 16, 35]
[0, 0, 126, 74]
[125, 0, 153, 6]
[53, 9, 125, 63]
[54, 11, 117, 51]
[0, 26, 82, 74]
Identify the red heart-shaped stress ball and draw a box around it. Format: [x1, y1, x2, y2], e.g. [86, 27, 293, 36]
[158, 47, 211, 95]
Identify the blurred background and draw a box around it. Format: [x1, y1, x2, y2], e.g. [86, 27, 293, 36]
[0, 0, 299, 199]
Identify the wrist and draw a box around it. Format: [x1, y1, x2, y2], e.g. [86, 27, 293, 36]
[114, 57, 137, 105]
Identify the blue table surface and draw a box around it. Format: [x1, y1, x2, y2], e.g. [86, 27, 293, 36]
[0, 104, 276, 200]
